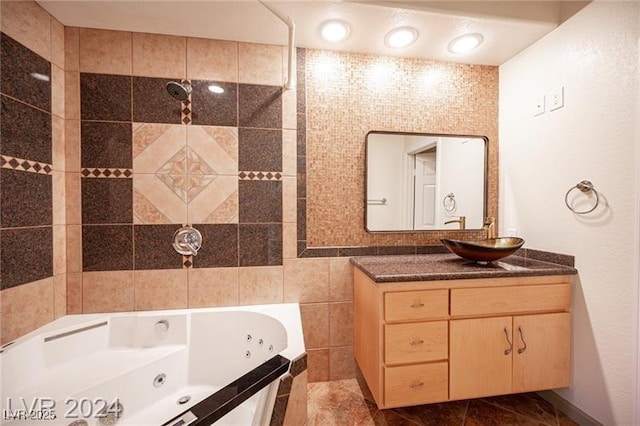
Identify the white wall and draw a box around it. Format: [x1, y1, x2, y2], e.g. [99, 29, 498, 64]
[367, 134, 406, 230]
[499, 2, 639, 425]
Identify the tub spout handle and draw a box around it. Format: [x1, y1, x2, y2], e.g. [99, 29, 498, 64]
[173, 226, 203, 256]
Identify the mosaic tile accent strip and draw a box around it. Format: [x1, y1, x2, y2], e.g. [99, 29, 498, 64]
[238, 171, 283, 181]
[183, 256, 193, 269]
[1, 155, 52, 175]
[303, 49, 498, 248]
[81, 168, 132, 178]
[181, 79, 192, 125]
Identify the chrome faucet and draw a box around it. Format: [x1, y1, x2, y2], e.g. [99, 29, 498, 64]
[444, 216, 466, 230]
[483, 217, 496, 239]
[173, 226, 202, 256]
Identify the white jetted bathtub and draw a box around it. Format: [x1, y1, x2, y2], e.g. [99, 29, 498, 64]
[0, 303, 304, 426]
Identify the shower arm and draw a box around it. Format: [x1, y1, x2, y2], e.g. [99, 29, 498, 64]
[258, 0, 296, 90]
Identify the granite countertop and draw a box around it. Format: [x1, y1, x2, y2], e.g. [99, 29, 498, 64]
[350, 252, 578, 283]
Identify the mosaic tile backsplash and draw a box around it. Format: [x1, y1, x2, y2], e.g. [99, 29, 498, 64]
[302, 50, 499, 248]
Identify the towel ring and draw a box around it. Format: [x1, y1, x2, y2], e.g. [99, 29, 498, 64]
[443, 193, 457, 213]
[565, 180, 599, 214]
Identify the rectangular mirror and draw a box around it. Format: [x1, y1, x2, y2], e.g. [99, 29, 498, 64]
[365, 132, 487, 232]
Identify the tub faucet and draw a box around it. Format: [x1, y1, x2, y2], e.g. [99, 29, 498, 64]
[483, 217, 496, 239]
[444, 216, 466, 230]
[173, 226, 203, 256]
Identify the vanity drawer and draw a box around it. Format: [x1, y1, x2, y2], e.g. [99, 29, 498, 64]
[450, 284, 570, 317]
[384, 289, 449, 322]
[384, 362, 448, 407]
[385, 321, 448, 365]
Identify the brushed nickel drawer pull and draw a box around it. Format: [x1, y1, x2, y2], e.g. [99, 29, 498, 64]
[409, 339, 425, 346]
[409, 382, 424, 389]
[409, 302, 425, 308]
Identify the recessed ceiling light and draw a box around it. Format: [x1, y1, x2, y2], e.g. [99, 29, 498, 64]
[208, 84, 224, 94]
[448, 33, 484, 54]
[320, 20, 350, 43]
[385, 27, 418, 49]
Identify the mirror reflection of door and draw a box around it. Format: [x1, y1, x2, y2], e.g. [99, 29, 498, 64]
[366, 132, 487, 232]
[414, 151, 436, 230]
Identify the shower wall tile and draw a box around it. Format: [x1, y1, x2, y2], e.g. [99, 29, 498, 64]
[65, 173, 82, 225]
[329, 346, 356, 380]
[52, 171, 65, 225]
[238, 42, 283, 86]
[79, 28, 132, 75]
[0, 169, 52, 228]
[329, 258, 353, 302]
[134, 269, 187, 311]
[134, 224, 183, 270]
[191, 224, 238, 268]
[81, 121, 133, 168]
[329, 302, 353, 346]
[282, 129, 296, 177]
[190, 80, 237, 127]
[53, 274, 67, 319]
[0, 96, 52, 164]
[188, 267, 239, 307]
[238, 266, 284, 305]
[82, 225, 133, 271]
[53, 225, 66, 275]
[50, 17, 65, 69]
[66, 225, 82, 273]
[80, 73, 132, 122]
[51, 64, 65, 119]
[282, 177, 296, 223]
[0, 277, 54, 344]
[64, 27, 80, 72]
[282, 88, 296, 130]
[65, 72, 80, 120]
[238, 128, 282, 172]
[133, 76, 182, 124]
[186, 125, 238, 174]
[0, 32, 51, 111]
[238, 180, 282, 223]
[82, 270, 134, 313]
[66, 272, 83, 314]
[283, 258, 329, 304]
[0, 227, 53, 289]
[65, 120, 81, 172]
[52, 116, 65, 172]
[300, 303, 329, 349]
[239, 224, 282, 267]
[283, 223, 297, 260]
[238, 84, 282, 129]
[133, 123, 186, 173]
[0, 0, 51, 62]
[187, 38, 238, 82]
[187, 176, 238, 224]
[307, 349, 329, 382]
[132, 32, 186, 78]
[133, 174, 187, 224]
[81, 178, 132, 224]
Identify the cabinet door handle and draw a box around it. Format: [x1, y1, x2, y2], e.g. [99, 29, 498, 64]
[409, 302, 425, 308]
[409, 382, 424, 389]
[409, 339, 424, 346]
[503, 327, 513, 355]
[517, 325, 527, 354]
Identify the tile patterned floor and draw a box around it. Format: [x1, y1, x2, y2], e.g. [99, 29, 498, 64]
[307, 379, 579, 426]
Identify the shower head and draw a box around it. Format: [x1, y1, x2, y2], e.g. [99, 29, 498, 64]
[166, 81, 192, 101]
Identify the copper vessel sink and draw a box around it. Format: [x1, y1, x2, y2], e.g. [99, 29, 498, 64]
[441, 237, 525, 264]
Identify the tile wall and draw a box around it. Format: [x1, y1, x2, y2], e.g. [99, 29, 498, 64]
[0, 0, 498, 384]
[0, 0, 67, 344]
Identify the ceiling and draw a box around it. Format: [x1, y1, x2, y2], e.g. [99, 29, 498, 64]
[37, 1, 589, 66]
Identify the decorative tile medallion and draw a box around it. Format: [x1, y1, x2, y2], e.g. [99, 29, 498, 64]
[181, 79, 192, 125]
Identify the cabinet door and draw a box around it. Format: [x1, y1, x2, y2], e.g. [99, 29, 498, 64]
[450, 316, 513, 400]
[513, 313, 571, 392]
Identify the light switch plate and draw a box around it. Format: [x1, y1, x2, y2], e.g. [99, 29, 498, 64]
[534, 96, 545, 116]
[548, 86, 564, 111]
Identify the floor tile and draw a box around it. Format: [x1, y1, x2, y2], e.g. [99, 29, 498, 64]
[480, 393, 558, 425]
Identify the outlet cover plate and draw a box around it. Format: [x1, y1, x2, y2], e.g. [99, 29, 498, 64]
[534, 96, 545, 116]
[548, 86, 564, 111]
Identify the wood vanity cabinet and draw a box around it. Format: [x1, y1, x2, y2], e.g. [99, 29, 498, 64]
[354, 267, 572, 409]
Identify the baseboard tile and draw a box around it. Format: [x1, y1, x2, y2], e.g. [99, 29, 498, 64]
[537, 390, 603, 426]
